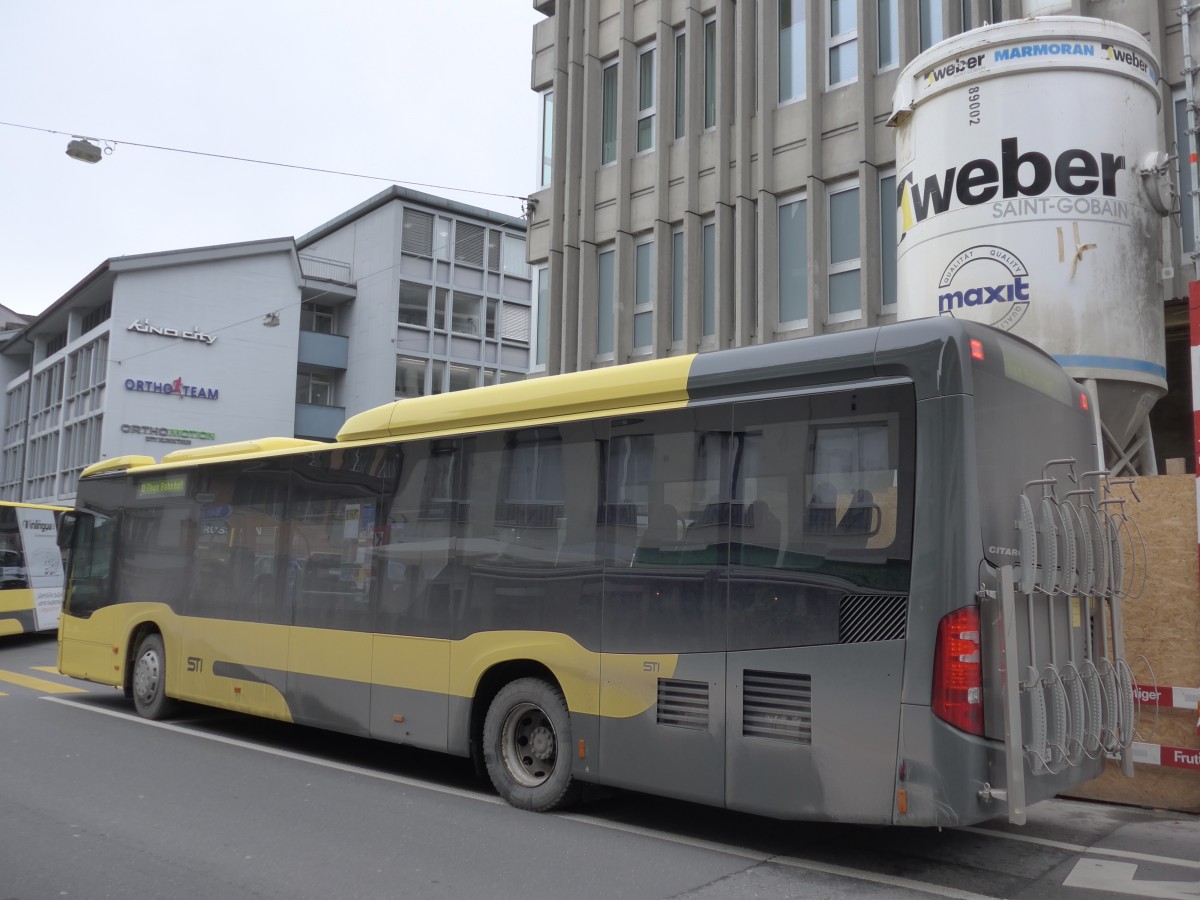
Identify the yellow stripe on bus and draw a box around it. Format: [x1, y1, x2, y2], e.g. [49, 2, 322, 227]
[0, 669, 88, 694]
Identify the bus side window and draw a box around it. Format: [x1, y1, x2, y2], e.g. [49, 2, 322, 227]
[64, 512, 116, 617]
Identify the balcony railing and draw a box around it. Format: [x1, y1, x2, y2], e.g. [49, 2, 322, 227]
[298, 254, 352, 284]
[294, 402, 346, 441]
[298, 331, 349, 370]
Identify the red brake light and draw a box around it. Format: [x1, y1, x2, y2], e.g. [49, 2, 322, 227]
[1080, 392, 1089, 411]
[933, 606, 984, 736]
[969, 339, 985, 361]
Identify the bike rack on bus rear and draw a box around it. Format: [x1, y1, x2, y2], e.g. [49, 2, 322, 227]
[984, 462, 1142, 825]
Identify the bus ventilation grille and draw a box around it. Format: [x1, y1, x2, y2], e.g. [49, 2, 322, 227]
[742, 671, 812, 745]
[838, 594, 908, 643]
[656, 678, 710, 730]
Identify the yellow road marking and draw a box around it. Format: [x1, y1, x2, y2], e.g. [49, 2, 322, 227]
[0, 669, 88, 694]
[31, 666, 60, 675]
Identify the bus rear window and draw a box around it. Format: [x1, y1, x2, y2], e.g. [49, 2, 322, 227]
[972, 339, 1096, 568]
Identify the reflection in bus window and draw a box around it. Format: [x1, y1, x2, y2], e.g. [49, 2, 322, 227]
[289, 449, 388, 633]
[379, 441, 458, 638]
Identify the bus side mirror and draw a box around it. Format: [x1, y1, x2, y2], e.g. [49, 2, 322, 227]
[57, 512, 77, 550]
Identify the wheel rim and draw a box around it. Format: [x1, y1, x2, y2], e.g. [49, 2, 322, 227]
[133, 645, 162, 707]
[499, 701, 557, 788]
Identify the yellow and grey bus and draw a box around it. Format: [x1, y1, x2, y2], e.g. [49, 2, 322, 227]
[57, 318, 1137, 825]
[0, 501, 68, 636]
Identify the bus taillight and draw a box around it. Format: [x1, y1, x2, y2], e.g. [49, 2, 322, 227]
[932, 606, 983, 736]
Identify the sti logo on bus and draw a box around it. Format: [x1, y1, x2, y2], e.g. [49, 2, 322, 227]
[899, 137, 1125, 236]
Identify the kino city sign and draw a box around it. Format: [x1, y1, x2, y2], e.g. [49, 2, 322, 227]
[127, 318, 217, 345]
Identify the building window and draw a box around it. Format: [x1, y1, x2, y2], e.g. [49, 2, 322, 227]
[961, 0, 972, 32]
[455, 222, 485, 267]
[535, 267, 549, 367]
[395, 356, 426, 399]
[634, 239, 654, 351]
[779, 195, 809, 326]
[671, 229, 684, 343]
[501, 304, 532, 343]
[828, 183, 861, 320]
[702, 221, 716, 337]
[501, 234, 528, 275]
[452, 292, 482, 336]
[486, 299, 499, 340]
[637, 44, 656, 153]
[297, 370, 333, 406]
[602, 61, 619, 165]
[878, 0, 898, 70]
[434, 217, 452, 260]
[598, 247, 615, 355]
[402, 208, 434, 256]
[430, 360, 446, 395]
[540, 90, 554, 187]
[427, 288, 443, 331]
[920, 0, 944, 51]
[448, 364, 476, 393]
[81, 301, 111, 334]
[828, 0, 857, 88]
[879, 171, 897, 310]
[300, 302, 335, 334]
[674, 31, 686, 139]
[398, 282, 430, 328]
[779, 0, 806, 102]
[704, 18, 717, 129]
[488, 231, 502, 271]
[1176, 94, 1195, 258]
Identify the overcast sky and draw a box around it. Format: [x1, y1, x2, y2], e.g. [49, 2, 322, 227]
[1, 2, 542, 317]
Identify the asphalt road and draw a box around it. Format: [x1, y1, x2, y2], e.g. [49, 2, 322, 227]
[2, 632, 1198, 900]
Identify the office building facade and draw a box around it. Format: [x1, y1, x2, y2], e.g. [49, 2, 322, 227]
[525, 0, 1196, 469]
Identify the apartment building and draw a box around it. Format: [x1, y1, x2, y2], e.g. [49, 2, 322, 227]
[0, 186, 532, 505]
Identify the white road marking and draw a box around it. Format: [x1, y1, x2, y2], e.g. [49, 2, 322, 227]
[41, 695, 504, 806]
[959, 826, 1200, 870]
[557, 812, 998, 899]
[46, 695, 996, 898]
[1064, 859, 1200, 899]
[42, 696, 1200, 899]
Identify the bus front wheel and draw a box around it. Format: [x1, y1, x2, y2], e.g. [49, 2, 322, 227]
[482, 677, 577, 812]
[131, 633, 177, 720]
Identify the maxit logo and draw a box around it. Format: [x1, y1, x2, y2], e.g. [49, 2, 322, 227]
[935, 245, 1030, 332]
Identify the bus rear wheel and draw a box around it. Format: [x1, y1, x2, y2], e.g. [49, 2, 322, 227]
[131, 633, 177, 720]
[482, 678, 577, 811]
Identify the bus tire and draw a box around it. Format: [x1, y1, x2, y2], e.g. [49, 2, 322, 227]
[482, 677, 577, 812]
[131, 633, 177, 720]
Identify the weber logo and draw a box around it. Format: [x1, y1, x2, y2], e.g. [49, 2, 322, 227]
[900, 137, 1125, 232]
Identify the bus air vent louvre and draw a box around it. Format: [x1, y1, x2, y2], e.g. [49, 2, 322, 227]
[656, 678, 710, 730]
[838, 594, 908, 643]
[742, 671, 812, 745]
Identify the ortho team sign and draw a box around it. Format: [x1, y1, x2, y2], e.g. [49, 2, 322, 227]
[124, 377, 219, 400]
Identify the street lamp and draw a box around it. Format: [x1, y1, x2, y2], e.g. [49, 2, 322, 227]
[65, 138, 104, 164]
